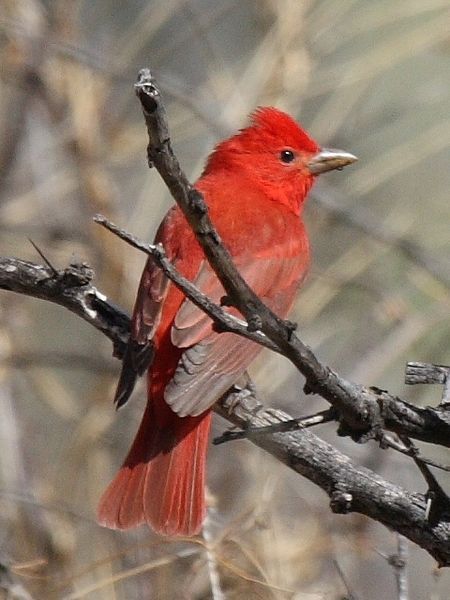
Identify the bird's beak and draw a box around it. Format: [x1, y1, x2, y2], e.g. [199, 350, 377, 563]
[307, 148, 358, 175]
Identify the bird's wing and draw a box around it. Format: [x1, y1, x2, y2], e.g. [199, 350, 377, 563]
[114, 207, 186, 409]
[165, 254, 307, 416]
[113, 256, 170, 408]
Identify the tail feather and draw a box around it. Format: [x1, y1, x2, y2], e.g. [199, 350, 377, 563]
[98, 404, 211, 536]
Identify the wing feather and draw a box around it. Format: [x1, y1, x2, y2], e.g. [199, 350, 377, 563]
[114, 208, 182, 408]
[165, 253, 308, 416]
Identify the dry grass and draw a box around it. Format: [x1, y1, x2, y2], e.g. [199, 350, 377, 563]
[0, 0, 450, 597]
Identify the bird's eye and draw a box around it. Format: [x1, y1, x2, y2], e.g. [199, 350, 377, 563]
[280, 149, 296, 163]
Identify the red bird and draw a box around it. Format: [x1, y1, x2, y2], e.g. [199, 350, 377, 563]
[98, 108, 356, 536]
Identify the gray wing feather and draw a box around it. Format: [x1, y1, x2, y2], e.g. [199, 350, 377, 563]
[164, 334, 262, 417]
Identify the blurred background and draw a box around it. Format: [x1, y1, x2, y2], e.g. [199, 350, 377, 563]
[1, 0, 450, 598]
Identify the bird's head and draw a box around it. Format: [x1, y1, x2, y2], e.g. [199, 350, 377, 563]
[203, 107, 357, 214]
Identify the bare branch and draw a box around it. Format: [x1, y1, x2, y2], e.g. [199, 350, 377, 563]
[213, 408, 336, 445]
[390, 535, 409, 600]
[405, 362, 450, 386]
[377, 433, 450, 473]
[0, 257, 130, 357]
[93, 214, 277, 353]
[406, 361, 450, 407]
[215, 388, 450, 567]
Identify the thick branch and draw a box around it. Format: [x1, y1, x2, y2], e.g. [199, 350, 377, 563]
[0, 256, 130, 356]
[405, 362, 450, 386]
[216, 389, 450, 568]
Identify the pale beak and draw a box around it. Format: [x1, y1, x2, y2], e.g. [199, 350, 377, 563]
[307, 148, 358, 175]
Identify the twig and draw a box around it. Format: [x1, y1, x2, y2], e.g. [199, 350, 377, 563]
[0, 257, 130, 356]
[389, 535, 409, 600]
[28, 239, 58, 276]
[213, 408, 335, 445]
[398, 436, 450, 524]
[377, 432, 450, 473]
[215, 389, 450, 567]
[333, 558, 359, 600]
[93, 214, 278, 353]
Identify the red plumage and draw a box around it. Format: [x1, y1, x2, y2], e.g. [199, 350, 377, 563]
[97, 107, 355, 536]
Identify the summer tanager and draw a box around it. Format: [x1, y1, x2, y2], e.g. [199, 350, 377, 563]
[98, 107, 356, 536]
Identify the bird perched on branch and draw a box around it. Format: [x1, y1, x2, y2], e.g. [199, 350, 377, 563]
[98, 107, 356, 536]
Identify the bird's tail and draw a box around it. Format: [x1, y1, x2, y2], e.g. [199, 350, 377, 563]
[97, 386, 212, 536]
